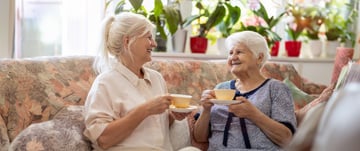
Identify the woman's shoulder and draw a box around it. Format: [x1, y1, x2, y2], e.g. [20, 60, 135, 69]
[267, 78, 290, 90]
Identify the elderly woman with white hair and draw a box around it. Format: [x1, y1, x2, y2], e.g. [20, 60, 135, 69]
[194, 31, 297, 150]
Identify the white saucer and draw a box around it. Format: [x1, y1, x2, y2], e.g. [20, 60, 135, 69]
[210, 99, 242, 105]
[169, 105, 197, 113]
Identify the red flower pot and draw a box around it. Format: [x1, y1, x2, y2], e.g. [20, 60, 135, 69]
[285, 41, 302, 57]
[190, 37, 208, 53]
[270, 41, 280, 56]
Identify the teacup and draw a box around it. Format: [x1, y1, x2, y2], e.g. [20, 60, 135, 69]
[214, 89, 236, 100]
[170, 94, 192, 108]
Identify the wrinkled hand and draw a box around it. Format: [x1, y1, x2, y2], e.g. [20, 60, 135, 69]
[145, 95, 172, 115]
[200, 90, 215, 111]
[228, 96, 259, 119]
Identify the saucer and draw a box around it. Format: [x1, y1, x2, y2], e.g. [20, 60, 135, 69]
[210, 99, 242, 105]
[169, 105, 197, 113]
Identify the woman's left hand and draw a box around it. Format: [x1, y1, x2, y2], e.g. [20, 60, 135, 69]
[170, 111, 191, 121]
[228, 96, 260, 119]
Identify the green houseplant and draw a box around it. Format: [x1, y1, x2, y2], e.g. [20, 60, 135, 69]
[184, 0, 226, 53]
[109, 0, 185, 52]
[323, 1, 358, 58]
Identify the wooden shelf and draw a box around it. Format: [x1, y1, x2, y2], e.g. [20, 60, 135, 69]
[152, 52, 334, 63]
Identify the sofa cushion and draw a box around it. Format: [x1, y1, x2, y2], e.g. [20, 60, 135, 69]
[0, 115, 10, 151]
[8, 106, 91, 151]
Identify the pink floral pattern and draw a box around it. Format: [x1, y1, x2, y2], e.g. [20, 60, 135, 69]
[0, 56, 326, 150]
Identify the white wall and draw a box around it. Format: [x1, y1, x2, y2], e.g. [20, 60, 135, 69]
[0, 0, 13, 58]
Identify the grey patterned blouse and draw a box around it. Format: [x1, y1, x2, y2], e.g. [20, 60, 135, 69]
[206, 79, 296, 151]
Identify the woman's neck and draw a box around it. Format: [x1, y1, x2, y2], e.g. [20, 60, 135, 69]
[120, 59, 144, 79]
[235, 74, 266, 93]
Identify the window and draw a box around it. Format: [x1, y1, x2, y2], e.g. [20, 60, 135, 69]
[14, 0, 104, 58]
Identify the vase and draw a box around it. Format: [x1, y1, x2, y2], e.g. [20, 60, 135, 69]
[285, 41, 302, 57]
[270, 41, 280, 56]
[190, 37, 208, 53]
[171, 29, 187, 53]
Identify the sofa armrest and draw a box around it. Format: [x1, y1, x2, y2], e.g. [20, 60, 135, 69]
[9, 106, 91, 151]
[302, 80, 328, 95]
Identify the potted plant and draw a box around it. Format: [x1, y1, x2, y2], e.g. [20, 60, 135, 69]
[248, 1, 285, 56]
[215, 1, 241, 54]
[322, 1, 358, 58]
[284, 4, 308, 57]
[302, 6, 325, 58]
[184, 0, 226, 53]
[110, 0, 184, 52]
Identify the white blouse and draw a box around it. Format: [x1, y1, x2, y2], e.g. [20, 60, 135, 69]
[83, 62, 172, 151]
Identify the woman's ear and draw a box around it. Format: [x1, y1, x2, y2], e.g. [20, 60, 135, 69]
[257, 53, 264, 63]
[123, 37, 129, 46]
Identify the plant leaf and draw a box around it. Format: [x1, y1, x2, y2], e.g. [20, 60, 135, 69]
[129, 0, 143, 12]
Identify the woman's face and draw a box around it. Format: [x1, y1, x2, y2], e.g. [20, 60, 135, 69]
[227, 43, 260, 75]
[129, 32, 157, 65]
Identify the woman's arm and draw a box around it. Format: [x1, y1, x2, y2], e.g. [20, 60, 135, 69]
[193, 109, 211, 142]
[229, 97, 293, 147]
[249, 110, 293, 147]
[96, 95, 172, 149]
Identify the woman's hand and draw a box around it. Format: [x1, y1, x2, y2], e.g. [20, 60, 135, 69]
[200, 90, 215, 112]
[228, 96, 260, 119]
[144, 95, 172, 116]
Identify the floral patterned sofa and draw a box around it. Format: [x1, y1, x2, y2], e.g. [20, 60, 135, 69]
[0, 56, 326, 151]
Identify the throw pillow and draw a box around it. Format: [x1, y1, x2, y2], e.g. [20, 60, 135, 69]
[8, 106, 91, 151]
[283, 78, 316, 110]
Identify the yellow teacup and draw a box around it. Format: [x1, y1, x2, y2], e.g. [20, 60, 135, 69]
[214, 89, 236, 100]
[170, 94, 192, 108]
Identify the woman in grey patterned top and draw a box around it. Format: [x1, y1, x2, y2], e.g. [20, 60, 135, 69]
[193, 31, 297, 151]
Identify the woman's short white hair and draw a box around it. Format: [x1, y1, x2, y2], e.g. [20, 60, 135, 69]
[225, 31, 270, 66]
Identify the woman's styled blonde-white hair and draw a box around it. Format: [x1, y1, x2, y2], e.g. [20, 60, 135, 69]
[94, 12, 155, 74]
[225, 31, 270, 67]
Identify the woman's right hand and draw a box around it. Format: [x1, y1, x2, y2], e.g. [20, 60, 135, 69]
[200, 90, 215, 111]
[144, 95, 172, 115]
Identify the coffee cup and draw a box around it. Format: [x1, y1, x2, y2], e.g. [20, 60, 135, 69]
[170, 94, 192, 108]
[214, 89, 236, 100]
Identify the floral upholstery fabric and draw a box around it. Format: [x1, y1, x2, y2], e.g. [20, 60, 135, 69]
[0, 56, 326, 150]
[145, 60, 235, 103]
[0, 56, 96, 145]
[261, 62, 327, 95]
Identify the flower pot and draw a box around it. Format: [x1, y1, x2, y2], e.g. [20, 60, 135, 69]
[285, 41, 302, 57]
[270, 41, 280, 56]
[190, 37, 208, 53]
[325, 40, 341, 58]
[171, 29, 187, 53]
[216, 38, 227, 55]
[308, 40, 323, 58]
